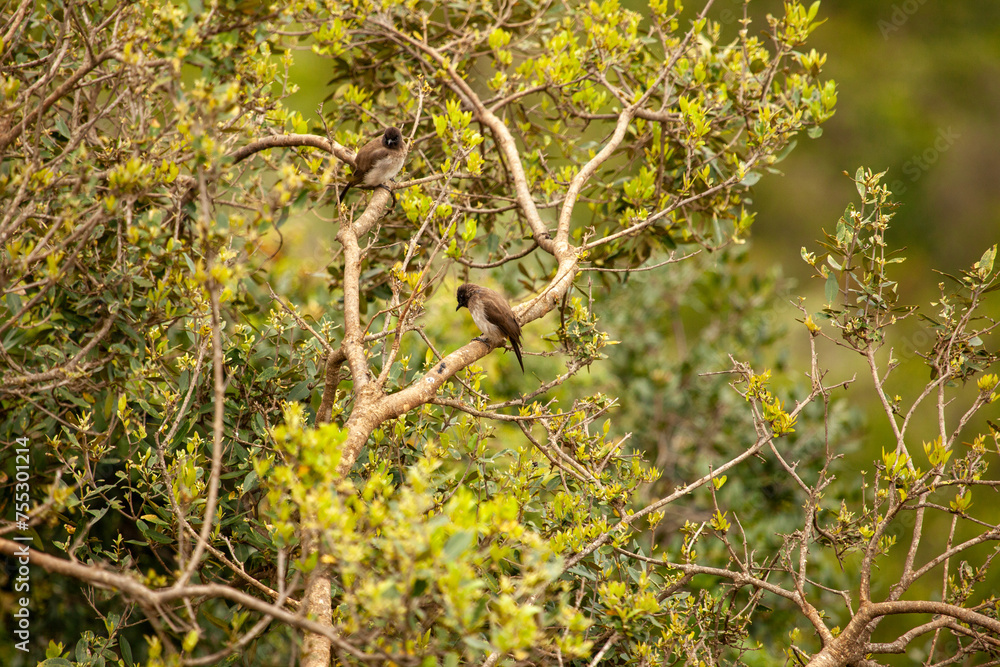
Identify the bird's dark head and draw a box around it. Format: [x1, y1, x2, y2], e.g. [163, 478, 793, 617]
[456, 283, 474, 311]
[382, 127, 403, 149]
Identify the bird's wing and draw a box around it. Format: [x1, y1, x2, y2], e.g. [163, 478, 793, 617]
[483, 298, 521, 343]
[353, 138, 386, 173]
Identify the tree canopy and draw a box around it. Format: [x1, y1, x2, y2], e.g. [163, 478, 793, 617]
[1, 1, 998, 666]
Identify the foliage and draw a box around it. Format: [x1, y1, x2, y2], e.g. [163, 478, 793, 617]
[1, 1, 997, 667]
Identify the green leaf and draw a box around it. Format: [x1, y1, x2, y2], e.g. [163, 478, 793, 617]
[443, 530, 475, 560]
[288, 380, 311, 401]
[825, 272, 839, 305]
[258, 367, 280, 382]
[462, 636, 494, 653]
[75, 638, 89, 662]
[434, 115, 448, 138]
[241, 470, 259, 493]
[252, 412, 268, 437]
[121, 637, 133, 666]
[568, 565, 597, 580]
[975, 244, 996, 277]
[773, 139, 798, 164]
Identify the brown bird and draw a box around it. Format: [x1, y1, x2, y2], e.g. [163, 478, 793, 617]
[339, 126, 406, 206]
[456, 283, 524, 372]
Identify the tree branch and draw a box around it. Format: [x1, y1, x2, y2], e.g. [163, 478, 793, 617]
[0, 539, 388, 663]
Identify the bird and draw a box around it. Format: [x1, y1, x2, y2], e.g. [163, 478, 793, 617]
[456, 283, 524, 372]
[339, 126, 406, 207]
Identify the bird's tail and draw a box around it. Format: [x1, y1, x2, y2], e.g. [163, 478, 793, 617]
[338, 183, 352, 203]
[511, 339, 524, 373]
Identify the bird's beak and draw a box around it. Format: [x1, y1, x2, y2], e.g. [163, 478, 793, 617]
[455, 304, 462, 311]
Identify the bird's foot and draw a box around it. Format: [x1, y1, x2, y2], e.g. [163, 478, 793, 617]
[377, 184, 396, 209]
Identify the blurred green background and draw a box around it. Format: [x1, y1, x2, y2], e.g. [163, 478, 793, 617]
[751, 1, 1000, 280]
[738, 0, 1000, 498]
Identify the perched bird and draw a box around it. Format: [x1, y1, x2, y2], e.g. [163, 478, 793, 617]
[339, 126, 406, 206]
[456, 283, 524, 372]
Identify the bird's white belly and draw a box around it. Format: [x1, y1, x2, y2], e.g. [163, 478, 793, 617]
[470, 305, 504, 343]
[362, 155, 404, 185]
